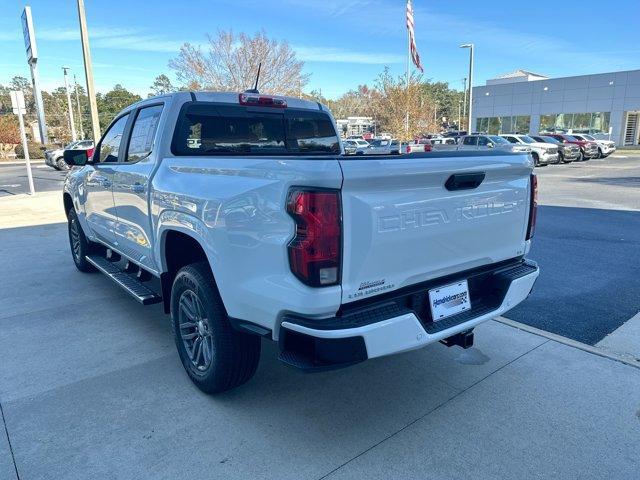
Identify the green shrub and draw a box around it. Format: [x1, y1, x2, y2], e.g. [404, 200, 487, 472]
[14, 141, 45, 159]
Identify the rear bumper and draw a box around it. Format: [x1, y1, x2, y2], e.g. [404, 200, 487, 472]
[279, 259, 539, 369]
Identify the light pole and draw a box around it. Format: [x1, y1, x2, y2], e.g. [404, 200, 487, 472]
[460, 44, 474, 133]
[62, 67, 77, 141]
[461, 77, 467, 125]
[74, 74, 84, 139]
[77, 0, 101, 142]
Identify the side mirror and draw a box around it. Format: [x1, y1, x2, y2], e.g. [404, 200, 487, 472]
[487, 142, 494, 148]
[63, 149, 89, 167]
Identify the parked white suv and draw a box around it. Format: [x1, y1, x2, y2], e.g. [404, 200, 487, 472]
[570, 134, 616, 158]
[62, 91, 539, 393]
[457, 134, 531, 154]
[500, 134, 559, 166]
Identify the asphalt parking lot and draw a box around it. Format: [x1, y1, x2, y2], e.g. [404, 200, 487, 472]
[0, 154, 639, 479]
[0, 162, 65, 197]
[506, 154, 640, 344]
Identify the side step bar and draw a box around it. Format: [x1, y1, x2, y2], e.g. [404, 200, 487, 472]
[85, 255, 162, 305]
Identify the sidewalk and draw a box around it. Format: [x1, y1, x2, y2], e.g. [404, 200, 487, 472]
[1, 190, 639, 479]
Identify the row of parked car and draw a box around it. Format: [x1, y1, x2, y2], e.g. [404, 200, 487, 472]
[343, 132, 616, 166]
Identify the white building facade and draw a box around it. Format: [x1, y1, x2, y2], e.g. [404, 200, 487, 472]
[472, 69, 640, 146]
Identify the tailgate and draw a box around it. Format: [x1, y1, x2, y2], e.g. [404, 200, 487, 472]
[339, 152, 532, 303]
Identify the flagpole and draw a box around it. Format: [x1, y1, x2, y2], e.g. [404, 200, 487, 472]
[405, 1, 410, 137]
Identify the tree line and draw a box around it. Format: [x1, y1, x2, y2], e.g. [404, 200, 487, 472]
[1, 29, 466, 155]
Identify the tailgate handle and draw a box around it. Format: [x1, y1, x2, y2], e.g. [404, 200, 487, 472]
[445, 172, 485, 191]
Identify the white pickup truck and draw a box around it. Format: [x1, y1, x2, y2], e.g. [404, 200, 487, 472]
[62, 91, 539, 393]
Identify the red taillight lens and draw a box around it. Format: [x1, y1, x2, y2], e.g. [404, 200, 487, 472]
[87, 147, 94, 160]
[238, 93, 287, 108]
[526, 174, 537, 240]
[287, 189, 341, 287]
[406, 146, 412, 153]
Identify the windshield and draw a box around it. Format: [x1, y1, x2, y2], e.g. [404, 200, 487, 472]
[582, 134, 596, 141]
[489, 136, 510, 145]
[65, 141, 79, 149]
[565, 135, 580, 142]
[356, 140, 369, 147]
[519, 136, 537, 144]
[172, 103, 340, 156]
[369, 140, 389, 147]
[542, 136, 560, 144]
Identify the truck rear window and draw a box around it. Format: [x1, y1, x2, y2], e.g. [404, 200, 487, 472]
[172, 103, 340, 156]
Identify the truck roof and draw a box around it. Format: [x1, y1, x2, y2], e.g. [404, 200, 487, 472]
[140, 91, 327, 112]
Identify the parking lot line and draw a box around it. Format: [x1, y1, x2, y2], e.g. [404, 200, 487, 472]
[496, 316, 640, 370]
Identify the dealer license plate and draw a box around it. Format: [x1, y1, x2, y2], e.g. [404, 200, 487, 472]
[428, 280, 470, 321]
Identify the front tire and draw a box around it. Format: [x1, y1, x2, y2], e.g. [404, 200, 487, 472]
[57, 157, 70, 171]
[171, 262, 261, 394]
[67, 208, 97, 272]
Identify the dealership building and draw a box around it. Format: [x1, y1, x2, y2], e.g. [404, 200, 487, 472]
[471, 69, 640, 146]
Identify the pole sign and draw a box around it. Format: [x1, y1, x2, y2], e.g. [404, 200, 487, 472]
[22, 6, 38, 63]
[10, 91, 26, 115]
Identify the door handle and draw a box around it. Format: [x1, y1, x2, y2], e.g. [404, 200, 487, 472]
[131, 183, 146, 193]
[445, 172, 485, 191]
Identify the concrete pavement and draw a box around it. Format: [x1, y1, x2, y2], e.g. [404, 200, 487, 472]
[1, 192, 640, 479]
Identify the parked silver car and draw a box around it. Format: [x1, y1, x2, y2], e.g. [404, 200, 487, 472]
[457, 134, 531, 154]
[45, 140, 94, 170]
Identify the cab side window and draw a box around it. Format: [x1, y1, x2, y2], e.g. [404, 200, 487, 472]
[95, 114, 129, 163]
[477, 136, 489, 146]
[462, 136, 477, 146]
[505, 136, 518, 144]
[126, 105, 163, 162]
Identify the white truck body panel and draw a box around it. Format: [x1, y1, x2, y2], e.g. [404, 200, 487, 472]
[338, 153, 532, 304]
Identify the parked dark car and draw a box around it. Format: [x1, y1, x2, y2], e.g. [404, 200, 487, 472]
[530, 135, 580, 163]
[544, 134, 598, 161]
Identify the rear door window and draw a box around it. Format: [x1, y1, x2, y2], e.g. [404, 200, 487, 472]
[462, 136, 477, 146]
[172, 103, 339, 156]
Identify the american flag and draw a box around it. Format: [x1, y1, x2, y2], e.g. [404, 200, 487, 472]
[406, 0, 423, 72]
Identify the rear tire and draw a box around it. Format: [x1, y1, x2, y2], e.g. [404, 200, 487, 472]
[171, 262, 261, 394]
[576, 151, 584, 162]
[67, 208, 98, 272]
[596, 148, 603, 159]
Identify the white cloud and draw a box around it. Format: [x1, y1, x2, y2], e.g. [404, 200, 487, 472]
[294, 46, 403, 64]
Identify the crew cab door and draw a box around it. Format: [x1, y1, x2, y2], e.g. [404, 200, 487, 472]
[82, 113, 130, 244]
[111, 104, 164, 272]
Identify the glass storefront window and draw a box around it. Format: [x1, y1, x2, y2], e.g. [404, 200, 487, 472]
[515, 116, 530, 134]
[539, 115, 557, 132]
[488, 117, 501, 135]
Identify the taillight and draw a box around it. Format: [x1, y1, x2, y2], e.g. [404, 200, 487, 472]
[406, 146, 412, 153]
[238, 93, 287, 108]
[86, 148, 94, 161]
[526, 174, 537, 240]
[287, 188, 341, 287]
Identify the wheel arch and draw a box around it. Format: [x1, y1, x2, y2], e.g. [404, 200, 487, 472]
[62, 192, 76, 219]
[159, 227, 217, 314]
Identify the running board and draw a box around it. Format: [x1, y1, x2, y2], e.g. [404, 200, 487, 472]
[85, 255, 162, 305]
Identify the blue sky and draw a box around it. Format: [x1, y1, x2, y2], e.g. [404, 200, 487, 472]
[1, 0, 638, 98]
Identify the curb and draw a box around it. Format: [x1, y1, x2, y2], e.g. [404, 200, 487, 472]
[496, 316, 640, 370]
